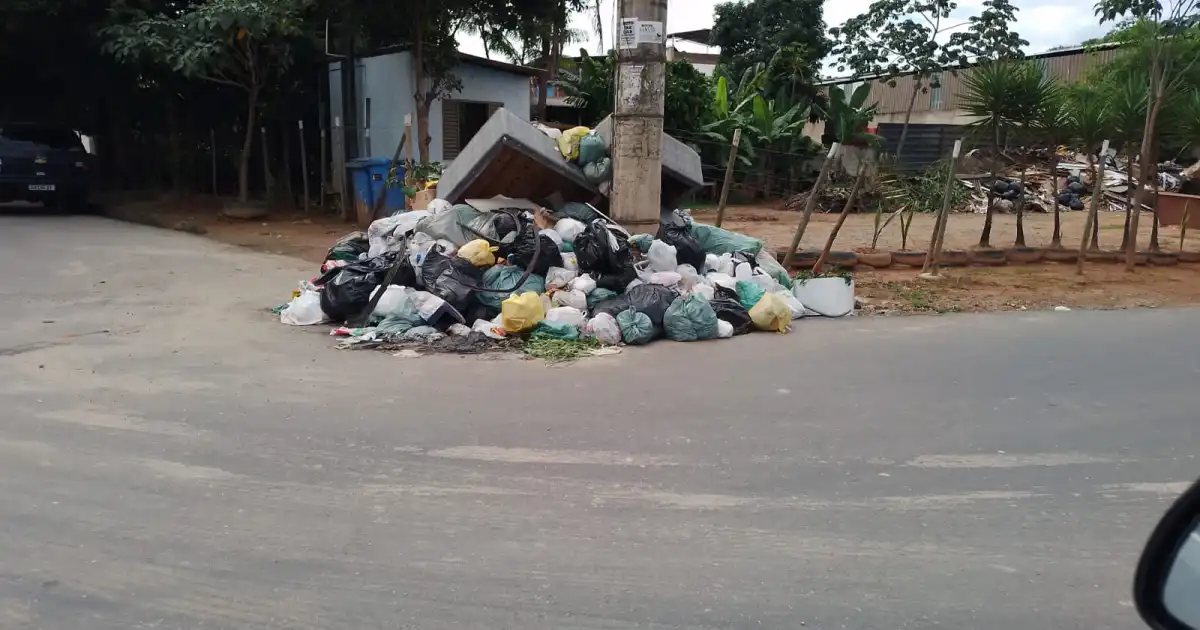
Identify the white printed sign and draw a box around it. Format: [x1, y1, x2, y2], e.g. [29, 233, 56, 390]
[618, 18, 664, 48]
[618, 18, 638, 49]
[637, 20, 663, 45]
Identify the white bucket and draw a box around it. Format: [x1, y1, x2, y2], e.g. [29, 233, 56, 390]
[792, 277, 855, 317]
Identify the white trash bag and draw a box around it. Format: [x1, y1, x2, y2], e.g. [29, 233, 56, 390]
[569, 273, 597, 294]
[706, 272, 737, 290]
[280, 290, 326, 326]
[585, 313, 622, 345]
[369, 285, 412, 318]
[544, 306, 586, 329]
[648, 239, 678, 272]
[552, 289, 588, 311]
[554, 218, 586, 243]
[545, 266, 578, 290]
[716, 319, 735, 338]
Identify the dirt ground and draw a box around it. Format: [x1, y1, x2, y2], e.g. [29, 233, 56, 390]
[107, 198, 1200, 315]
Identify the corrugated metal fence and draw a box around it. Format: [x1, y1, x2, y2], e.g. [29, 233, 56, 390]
[876, 123, 974, 172]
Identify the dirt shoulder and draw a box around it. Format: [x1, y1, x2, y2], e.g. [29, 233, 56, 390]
[106, 199, 1200, 315]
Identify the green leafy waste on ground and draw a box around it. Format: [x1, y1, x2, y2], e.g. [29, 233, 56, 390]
[522, 337, 601, 363]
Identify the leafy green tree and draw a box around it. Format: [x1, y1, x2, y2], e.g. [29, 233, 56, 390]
[104, 0, 312, 203]
[710, 0, 829, 108]
[829, 0, 966, 159]
[1095, 0, 1200, 269]
[959, 61, 1054, 248]
[558, 52, 714, 132]
[946, 0, 1028, 60]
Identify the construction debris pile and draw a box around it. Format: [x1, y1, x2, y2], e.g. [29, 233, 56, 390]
[278, 200, 850, 355]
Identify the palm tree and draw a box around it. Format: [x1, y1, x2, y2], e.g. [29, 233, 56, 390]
[1036, 91, 1071, 248]
[1107, 74, 1150, 251]
[959, 61, 1054, 249]
[1065, 86, 1112, 256]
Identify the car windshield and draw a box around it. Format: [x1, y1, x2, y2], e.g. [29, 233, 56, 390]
[0, 124, 82, 150]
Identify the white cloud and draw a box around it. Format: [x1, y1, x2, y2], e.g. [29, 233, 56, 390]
[458, 0, 1106, 66]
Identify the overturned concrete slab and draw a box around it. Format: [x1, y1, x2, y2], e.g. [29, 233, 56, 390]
[593, 116, 704, 208]
[435, 108, 604, 207]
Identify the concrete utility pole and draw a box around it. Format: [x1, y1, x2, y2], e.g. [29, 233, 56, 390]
[610, 0, 667, 232]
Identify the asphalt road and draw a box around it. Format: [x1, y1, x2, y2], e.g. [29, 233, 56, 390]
[0, 214, 1197, 629]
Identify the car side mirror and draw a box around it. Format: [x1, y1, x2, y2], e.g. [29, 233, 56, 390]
[1135, 479, 1200, 629]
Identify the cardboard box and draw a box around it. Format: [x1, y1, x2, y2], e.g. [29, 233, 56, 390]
[411, 187, 436, 210]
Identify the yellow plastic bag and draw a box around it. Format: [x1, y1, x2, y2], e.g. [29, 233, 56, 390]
[555, 126, 590, 160]
[749, 292, 792, 333]
[501, 292, 545, 333]
[458, 239, 499, 267]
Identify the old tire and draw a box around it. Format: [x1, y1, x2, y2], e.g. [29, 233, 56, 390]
[969, 249, 1007, 266]
[891, 251, 927, 267]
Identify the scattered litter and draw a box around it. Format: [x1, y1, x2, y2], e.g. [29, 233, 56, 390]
[392, 349, 422, 358]
[1054, 305, 1072, 312]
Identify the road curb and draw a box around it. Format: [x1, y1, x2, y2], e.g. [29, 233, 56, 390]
[102, 206, 208, 235]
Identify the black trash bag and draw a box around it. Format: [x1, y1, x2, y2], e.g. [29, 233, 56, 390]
[991, 180, 1011, 195]
[1067, 181, 1087, 194]
[657, 212, 706, 270]
[502, 224, 562, 277]
[419, 249, 484, 314]
[317, 251, 413, 322]
[326, 231, 370, 261]
[491, 212, 521, 242]
[592, 284, 679, 327]
[1067, 174, 1082, 184]
[575, 219, 632, 275]
[593, 264, 637, 293]
[709, 295, 753, 336]
[555, 201, 601, 224]
[1069, 197, 1085, 211]
[1056, 192, 1076, 205]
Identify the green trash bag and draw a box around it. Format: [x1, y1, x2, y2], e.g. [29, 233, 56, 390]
[560, 241, 574, 253]
[628, 233, 653, 254]
[577, 134, 607, 167]
[691, 223, 765, 256]
[587, 287, 619, 311]
[477, 265, 545, 310]
[755, 250, 793, 290]
[583, 156, 612, 183]
[531, 320, 580, 341]
[554, 202, 601, 224]
[663, 294, 719, 342]
[736, 280, 766, 310]
[616, 308, 655, 345]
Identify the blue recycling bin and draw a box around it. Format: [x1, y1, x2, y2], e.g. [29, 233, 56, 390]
[346, 157, 406, 227]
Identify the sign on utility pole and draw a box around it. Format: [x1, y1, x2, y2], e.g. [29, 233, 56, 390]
[611, 0, 667, 232]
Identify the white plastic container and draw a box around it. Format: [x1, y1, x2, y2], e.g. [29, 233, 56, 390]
[792, 277, 855, 317]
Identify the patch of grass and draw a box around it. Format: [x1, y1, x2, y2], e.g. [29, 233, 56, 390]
[888, 283, 937, 311]
[522, 337, 601, 364]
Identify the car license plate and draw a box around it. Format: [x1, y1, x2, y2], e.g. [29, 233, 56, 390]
[28, 184, 55, 191]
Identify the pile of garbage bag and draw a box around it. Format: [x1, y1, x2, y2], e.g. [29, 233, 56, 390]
[538, 125, 615, 192]
[278, 199, 852, 353]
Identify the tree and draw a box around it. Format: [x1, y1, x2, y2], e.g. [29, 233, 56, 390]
[104, 0, 312, 204]
[1065, 86, 1111, 267]
[1034, 90, 1071, 248]
[1095, 0, 1200, 270]
[959, 61, 1050, 248]
[559, 53, 715, 132]
[947, 0, 1028, 60]
[711, 0, 829, 107]
[829, 0, 966, 160]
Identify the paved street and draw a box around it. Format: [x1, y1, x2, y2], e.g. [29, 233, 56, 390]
[0, 214, 1196, 629]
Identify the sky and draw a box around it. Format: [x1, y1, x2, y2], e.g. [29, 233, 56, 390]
[456, 0, 1108, 76]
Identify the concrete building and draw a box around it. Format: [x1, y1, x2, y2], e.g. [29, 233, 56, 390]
[807, 43, 1124, 170]
[328, 51, 539, 191]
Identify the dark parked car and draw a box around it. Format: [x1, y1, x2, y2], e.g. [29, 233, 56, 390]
[0, 122, 92, 209]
